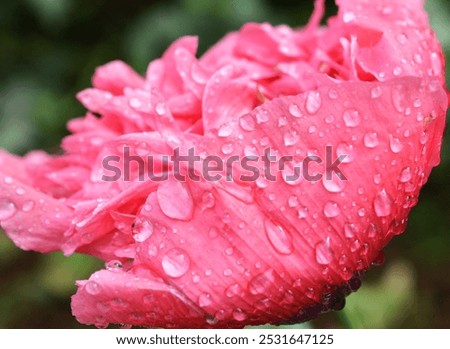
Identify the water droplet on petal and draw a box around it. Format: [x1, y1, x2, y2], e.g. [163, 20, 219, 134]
[343, 109, 361, 127]
[344, 223, 358, 238]
[288, 103, 302, 118]
[218, 124, 233, 137]
[155, 102, 166, 116]
[283, 130, 300, 146]
[198, 293, 212, 307]
[324, 201, 340, 218]
[249, 269, 274, 295]
[232, 308, 247, 321]
[371, 86, 382, 99]
[374, 189, 393, 217]
[328, 89, 338, 99]
[393, 67, 402, 76]
[315, 237, 333, 265]
[256, 109, 269, 124]
[105, 260, 123, 270]
[278, 116, 288, 126]
[157, 180, 194, 221]
[226, 283, 241, 298]
[264, 219, 294, 255]
[201, 192, 216, 209]
[86, 281, 101, 295]
[337, 143, 356, 163]
[239, 114, 255, 131]
[162, 248, 190, 278]
[221, 142, 234, 155]
[399, 167, 412, 183]
[3, 177, 13, 185]
[133, 218, 154, 242]
[414, 53, 423, 64]
[0, 199, 17, 221]
[297, 206, 308, 218]
[288, 195, 299, 208]
[21, 200, 35, 212]
[305, 91, 322, 114]
[322, 174, 346, 193]
[363, 132, 379, 148]
[389, 135, 403, 153]
[16, 187, 25, 195]
[396, 33, 408, 45]
[325, 114, 335, 124]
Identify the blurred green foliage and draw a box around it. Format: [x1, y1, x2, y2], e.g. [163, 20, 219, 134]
[0, 0, 449, 328]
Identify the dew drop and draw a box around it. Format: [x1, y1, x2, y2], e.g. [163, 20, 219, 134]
[374, 189, 393, 217]
[371, 86, 382, 99]
[218, 124, 233, 137]
[198, 293, 212, 307]
[201, 191, 216, 209]
[133, 219, 154, 242]
[283, 130, 300, 146]
[157, 180, 193, 221]
[239, 114, 255, 131]
[16, 187, 25, 196]
[414, 53, 423, 64]
[315, 237, 333, 265]
[325, 114, 335, 124]
[221, 142, 234, 155]
[373, 173, 382, 184]
[232, 308, 247, 321]
[343, 109, 361, 127]
[322, 174, 346, 193]
[105, 260, 123, 270]
[399, 167, 412, 183]
[393, 67, 402, 76]
[328, 89, 338, 99]
[129, 97, 142, 109]
[278, 116, 288, 126]
[288, 103, 302, 118]
[85, 281, 101, 295]
[344, 223, 358, 238]
[0, 199, 17, 221]
[396, 33, 407, 45]
[305, 91, 322, 114]
[288, 195, 299, 208]
[249, 269, 274, 295]
[21, 200, 35, 212]
[389, 135, 403, 153]
[161, 248, 190, 278]
[3, 177, 13, 185]
[256, 109, 269, 124]
[350, 239, 361, 252]
[297, 206, 308, 219]
[323, 201, 340, 218]
[264, 219, 294, 255]
[226, 283, 241, 298]
[366, 223, 378, 239]
[337, 143, 355, 163]
[155, 102, 166, 116]
[363, 132, 379, 148]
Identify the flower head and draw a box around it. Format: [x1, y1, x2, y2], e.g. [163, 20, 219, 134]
[0, 0, 447, 328]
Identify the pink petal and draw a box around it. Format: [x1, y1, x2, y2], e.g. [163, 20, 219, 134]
[71, 269, 209, 328]
[93, 60, 145, 95]
[202, 66, 259, 132]
[0, 173, 72, 252]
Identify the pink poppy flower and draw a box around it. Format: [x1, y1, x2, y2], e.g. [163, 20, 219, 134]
[0, 0, 447, 328]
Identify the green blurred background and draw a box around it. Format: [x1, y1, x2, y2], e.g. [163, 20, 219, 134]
[0, 0, 449, 329]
